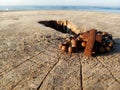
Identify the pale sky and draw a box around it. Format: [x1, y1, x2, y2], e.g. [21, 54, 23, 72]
[0, 0, 120, 7]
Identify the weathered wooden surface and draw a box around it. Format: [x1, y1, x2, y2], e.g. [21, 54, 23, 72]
[0, 11, 120, 90]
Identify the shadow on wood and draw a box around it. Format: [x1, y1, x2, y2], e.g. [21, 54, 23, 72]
[94, 38, 120, 57]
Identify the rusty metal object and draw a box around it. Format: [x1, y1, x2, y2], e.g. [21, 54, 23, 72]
[84, 29, 97, 57]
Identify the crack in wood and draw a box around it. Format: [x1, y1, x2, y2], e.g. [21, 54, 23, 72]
[10, 77, 25, 90]
[0, 40, 61, 89]
[77, 54, 83, 90]
[29, 50, 59, 67]
[37, 53, 62, 90]
[29, 53, 59, 67]
[6, 52, 59, 90]
[96, 57, 120, 85]
[0, 51, 43, 76]
[36, 53, 72, 90]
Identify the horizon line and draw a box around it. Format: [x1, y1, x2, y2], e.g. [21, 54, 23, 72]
[0, 5, 120, 7]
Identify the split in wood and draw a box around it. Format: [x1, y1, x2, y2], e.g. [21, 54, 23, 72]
[59, 29, 115, 57]
[39, 20, 81, 35]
